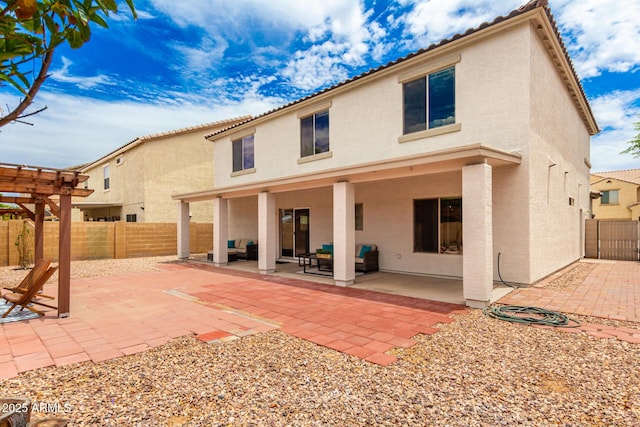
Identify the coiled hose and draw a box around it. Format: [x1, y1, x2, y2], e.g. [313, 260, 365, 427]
[484, 305, 581, 327]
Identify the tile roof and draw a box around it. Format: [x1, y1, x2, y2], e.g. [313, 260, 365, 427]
[80, 115, 252, 171]
[592, 169, 640, 185]
[206, 0, 597, 140]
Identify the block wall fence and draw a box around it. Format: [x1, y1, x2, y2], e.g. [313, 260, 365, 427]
[0, 220, 213, 266]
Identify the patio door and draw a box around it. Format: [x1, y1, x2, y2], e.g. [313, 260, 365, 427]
[280, 208, 310, 258]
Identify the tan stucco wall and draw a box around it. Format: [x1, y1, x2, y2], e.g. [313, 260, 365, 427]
[210, 21, 593, 285]
[591, 178, 638, 220]
[527, 24, 592, 283]
[214, 25, 533, 189]
[77, 127, 218, 223]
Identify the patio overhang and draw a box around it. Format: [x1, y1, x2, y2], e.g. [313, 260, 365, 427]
[173, 143, 521, 202]
[72, 201, 123, 210]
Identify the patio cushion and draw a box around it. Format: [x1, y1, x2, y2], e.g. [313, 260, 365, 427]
[228, 240, 235, 248]
[237, 239, 247, 250]
[358, 245, 372, 258]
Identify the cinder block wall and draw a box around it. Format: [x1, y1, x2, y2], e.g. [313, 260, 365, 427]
[0, 220, 213, 266]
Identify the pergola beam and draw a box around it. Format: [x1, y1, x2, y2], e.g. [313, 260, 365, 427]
[0, 163, 93, 319]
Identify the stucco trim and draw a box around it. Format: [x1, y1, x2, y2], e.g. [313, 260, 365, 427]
[297, 151, 333, 164]
[397, 53, 461, 84]
[227, 127, 256, 141]
[398, 123, 462, 143]
[296, 101, 333, 119]
[173, 143, 521, 202]
[230, 168, 256, 177]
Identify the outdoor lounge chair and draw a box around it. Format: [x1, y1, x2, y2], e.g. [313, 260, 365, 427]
[2, 265, 58, 318]
[2, 259, 55, 299]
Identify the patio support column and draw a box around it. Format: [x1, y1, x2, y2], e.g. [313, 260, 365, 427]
[258, 192, 276, 274]
[213, 197, 228, 267]
[177, 201, 190, 260]
[58, 193, 71, 318]
[333, 181, 355, 287]
[462, 162, 493, 308]
[34, 198, 45, 263]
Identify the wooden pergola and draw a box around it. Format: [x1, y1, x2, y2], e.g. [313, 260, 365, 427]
[0, 163, 93, 318]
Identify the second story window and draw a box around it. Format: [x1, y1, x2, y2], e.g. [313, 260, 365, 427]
[103, 165, 110, 190]
[601, 190, 619, 205]
[300, 109, 329, 157]
[232, 134, 254, 172]
[403, 66, 455, 134]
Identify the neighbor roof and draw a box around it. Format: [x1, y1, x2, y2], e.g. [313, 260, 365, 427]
[592, 169, 640, 186]
[206, 0, 598, 140]
[81, 115, 252, 171]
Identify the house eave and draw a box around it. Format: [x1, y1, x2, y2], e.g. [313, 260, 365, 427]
[173, 143, 521, 202]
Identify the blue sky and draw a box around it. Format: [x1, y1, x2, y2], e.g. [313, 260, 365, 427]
[0, 0, 638, 172]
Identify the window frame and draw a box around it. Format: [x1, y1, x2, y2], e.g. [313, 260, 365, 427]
[232, 134, 255, 173]
[601, 190, 619, 205]
[299, 108, 330, 159]
[103, 164, 110, 191]
[403, 66, 455, 135]
[413, 197, 462, 255]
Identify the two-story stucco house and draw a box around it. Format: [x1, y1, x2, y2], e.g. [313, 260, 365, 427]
[73, 117, 250, 223]
[591, 169, 640, 221]
[174, 0, 598, 308]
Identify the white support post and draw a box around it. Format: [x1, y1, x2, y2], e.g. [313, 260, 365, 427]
[333, 182, 355, 287]
[177, 201, 190, 260]
[258, 192, 277, 274]
[462, 162, 494, 307]
[213, 197, 228, 266]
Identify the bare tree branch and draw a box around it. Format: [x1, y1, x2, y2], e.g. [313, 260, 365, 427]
[0, 49, 54, 128]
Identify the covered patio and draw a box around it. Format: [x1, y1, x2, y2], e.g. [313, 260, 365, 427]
[174, 144, 521, 308]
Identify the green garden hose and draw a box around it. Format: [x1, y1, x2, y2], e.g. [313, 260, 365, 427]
[484, 305, 581, 327]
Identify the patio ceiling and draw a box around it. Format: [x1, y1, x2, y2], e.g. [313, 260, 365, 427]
[173, 143, 521, 202]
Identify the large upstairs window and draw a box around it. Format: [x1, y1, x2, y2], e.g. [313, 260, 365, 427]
[232, 134, 254, 172]
[403, 66, 455, 134]
[300, 109, 329, 157]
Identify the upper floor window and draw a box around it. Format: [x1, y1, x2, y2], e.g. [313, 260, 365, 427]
[601, 190, 619, 205]
[300, 109, 329, 157]
[232, 134, 254, 172]
[403, 66, 455, 134]
[103, 165, 110, 190]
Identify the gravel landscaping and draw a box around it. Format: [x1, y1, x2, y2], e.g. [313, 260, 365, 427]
[1, 257, 639, 426]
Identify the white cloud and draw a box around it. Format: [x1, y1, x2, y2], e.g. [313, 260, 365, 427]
[49, 57, 116, 89]
[550, 0, 640, 78]
[589, 89, 640, 171]
[399, 0, 508, 48]
[0, 90, 280, 169]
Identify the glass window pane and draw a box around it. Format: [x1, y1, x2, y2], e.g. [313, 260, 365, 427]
[610, 190, 619, 204]
[314, 110, 330, 154]
[403, 77, 427, 134]
[355, 203, 363, 231]
[243, 135, 254, 169]
[232, 139, 242, 172]
[440, 198, 462, 254]
[428, 67, 455, 128]
[414, 199, 438, 252]
[300, 116, 314, 157]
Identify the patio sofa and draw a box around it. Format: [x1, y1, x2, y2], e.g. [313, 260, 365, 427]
[355, 244, 378, 273]
[207, 239, 258, 261]
[315, 243, 379, 273]
[227, 239, 258, 260]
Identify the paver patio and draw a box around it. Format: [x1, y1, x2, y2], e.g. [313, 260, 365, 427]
[0, 261, 467, 379]
[2, 258, 639, 380]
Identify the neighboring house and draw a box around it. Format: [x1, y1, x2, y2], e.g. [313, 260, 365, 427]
[73, 117, 250, 223]
[590, 169, 640, 221]
[174, 0, 598, 308]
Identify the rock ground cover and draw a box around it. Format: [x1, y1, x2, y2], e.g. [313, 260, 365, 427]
[1, 257, 639, 426]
